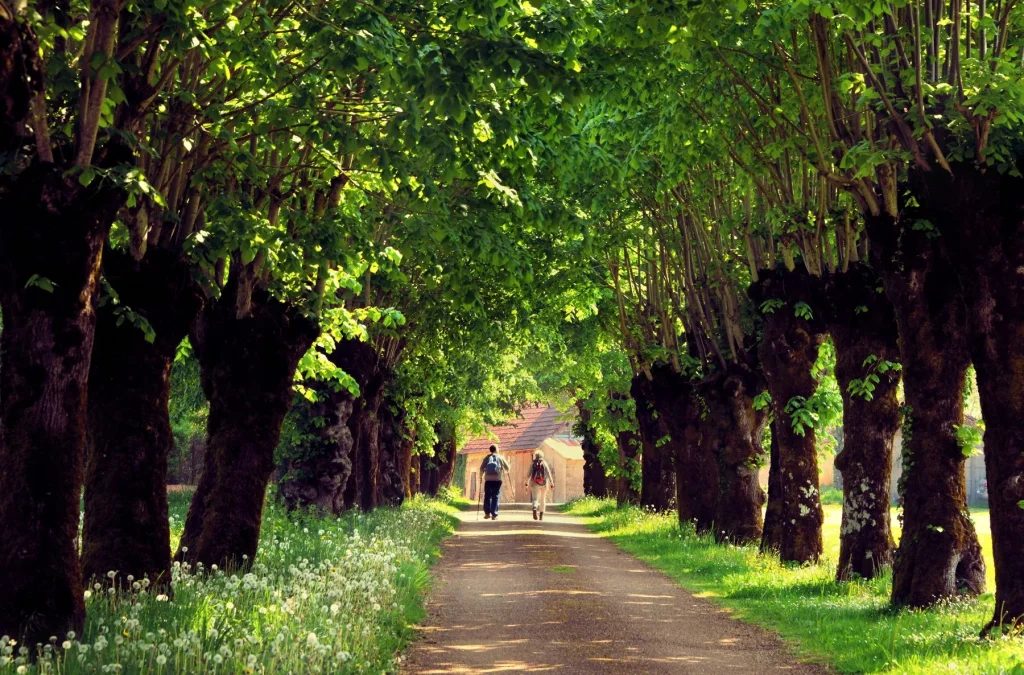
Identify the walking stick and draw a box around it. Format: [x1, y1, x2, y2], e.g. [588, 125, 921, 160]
[476, 482, 482, 520]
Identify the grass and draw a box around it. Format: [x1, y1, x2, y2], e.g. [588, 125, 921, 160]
[564, 497, 1023, 675]
[2, 489, 468, 674]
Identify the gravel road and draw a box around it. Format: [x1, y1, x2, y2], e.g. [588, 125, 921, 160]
[402, 504, 828, 674]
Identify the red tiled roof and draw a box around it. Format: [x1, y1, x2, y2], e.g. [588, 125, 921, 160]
[460, 404, 575, 454]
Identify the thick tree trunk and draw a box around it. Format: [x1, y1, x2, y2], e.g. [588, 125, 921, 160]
[646, 366, 710, 529]
[420, 425, 456, 497]
[616, 428, 641, 506]
[0, 158, 128, 644]
[82, 250, 202, 588]
[825, 264, 900, 581]
[376, 401, 407, 507]
[277, 383, 356, 515]
[750, 268, 825, 564]
[867, 210, 986, 607]
[400, 430, 417, 500]
[576, 402, 609, 498]
[632, 373, 677, 512]
[760, 421, 784, 553]
[409, 453, 422, 497]
[433, 430, 458, 493]
[334, 340, 385, 511]
[908, 166, 1019, 626]
[699, 366, 768, 545]
[176, 287, 318, 570]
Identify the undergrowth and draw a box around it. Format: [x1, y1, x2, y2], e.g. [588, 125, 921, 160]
[1, 490, 466, 674]
[565, 497, 1022, 675]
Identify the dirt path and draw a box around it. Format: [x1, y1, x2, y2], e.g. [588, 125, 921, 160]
[403, 504, 827, 675]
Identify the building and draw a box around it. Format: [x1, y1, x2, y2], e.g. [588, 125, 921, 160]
[461, 404, 585, 504]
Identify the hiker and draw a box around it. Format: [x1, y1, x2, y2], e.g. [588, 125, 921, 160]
[526, 449, 554, 520]
[480, 444, 510, 520]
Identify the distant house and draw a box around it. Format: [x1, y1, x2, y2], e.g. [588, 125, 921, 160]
[460, 404, 585, 504]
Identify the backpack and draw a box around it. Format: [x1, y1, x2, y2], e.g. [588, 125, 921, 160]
[482, 454, 502, 478]
[531, 459, 546, 485]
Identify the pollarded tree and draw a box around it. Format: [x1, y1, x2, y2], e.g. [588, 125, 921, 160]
[0, 0, 250, 644]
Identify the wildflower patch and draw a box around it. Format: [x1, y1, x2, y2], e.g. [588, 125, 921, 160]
[1, 494, 460, 674]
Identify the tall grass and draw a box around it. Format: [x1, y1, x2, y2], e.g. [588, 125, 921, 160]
[2, 491, 465, 674]
[565, 497, 1023, 675]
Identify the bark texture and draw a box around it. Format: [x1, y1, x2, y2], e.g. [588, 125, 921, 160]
[82, 249, 202, 588]
[867, 210, 986, 607]
[277, 384, 356, 515]
[421, 425, 457, 497]
[632, 373, 677, 512]
[576, 402, 609, 498]
[760, 421, 784, 553]
[376, 401, 407, 507]
[615, 428, 641, 506]
[750, 268, 825, 564]
[909, 166, 1021, 625]
[277, 338, 384, 514]
[699, 365, 768, 545]
[0, 152, 128, 642]
[177, 286, 318, 570]
[647, 366, 710, 530]
[825, 264, 900, 581]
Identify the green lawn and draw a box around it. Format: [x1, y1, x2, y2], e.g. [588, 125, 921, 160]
[564, 498, 1021, 675]
[2, 490, 467, 674]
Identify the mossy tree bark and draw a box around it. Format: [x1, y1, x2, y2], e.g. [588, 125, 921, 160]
[81, 249, 202, 588]
[700, 365, 769, 545]
[0, 155, 129, 643]
[177, 282, 318, 570]
[907, 166, 1021, 626]
[751, 268, 826, 564]
[867, 211, 986, 608]
[632, 372, 677, 512]
[825, 264, 900, 581]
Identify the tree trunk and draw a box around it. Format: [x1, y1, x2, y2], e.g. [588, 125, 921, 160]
[700, 365, 769, 545]
[401, 430, 417, 500]
[616, 428, 641, 506]
[409, 453, 422, 497]
[176, 286, 318, 570]
[433, 428, 458, 494]
[866, 209, 986, 607]
[334, 340, 385, 511]
[761, 421, 784, 553]
[82, 249, 202, 588]
[750, 268, 825, 564]
[277, 383, 356, 515]
[632, 373, 677, 512]
[908, 166, 1018, 626]
[0, 157, 128, 644]
[825, 264, 900, 581]
[376, 400, 407, 507]
[576, 402, 608, 498]
[646, 366, 711, 529]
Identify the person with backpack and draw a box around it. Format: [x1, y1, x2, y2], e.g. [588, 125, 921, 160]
[480, 444, 510, 520]
[526, 449, 554, 520]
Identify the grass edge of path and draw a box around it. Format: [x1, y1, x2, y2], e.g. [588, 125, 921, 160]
[561, 497, 1024, 675]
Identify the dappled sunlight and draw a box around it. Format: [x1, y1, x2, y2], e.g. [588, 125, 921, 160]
[405, 505, 826, 674]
